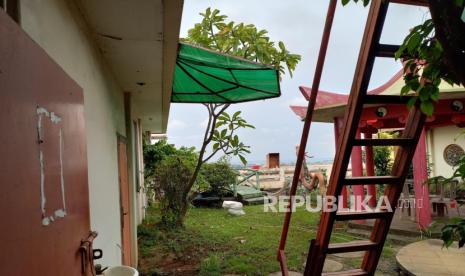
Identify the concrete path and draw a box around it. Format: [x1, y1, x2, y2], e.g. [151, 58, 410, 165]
[396, 239, 465, 275]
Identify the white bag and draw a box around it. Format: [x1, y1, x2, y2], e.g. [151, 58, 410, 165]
[222, 201, 243, 209]
[228, 208, 245, 216]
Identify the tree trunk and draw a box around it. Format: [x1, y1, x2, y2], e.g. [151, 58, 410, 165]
[428, 1, 465, 85]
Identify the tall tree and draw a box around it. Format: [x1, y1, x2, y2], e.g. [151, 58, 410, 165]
[178, 8, 301, 217]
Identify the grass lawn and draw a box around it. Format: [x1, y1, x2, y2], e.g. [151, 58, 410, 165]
[138, 204, 399, 275]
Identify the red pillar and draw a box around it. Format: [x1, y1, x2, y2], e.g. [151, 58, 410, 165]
[334, 117, 348, 208]
[413, 128, 432, 230]
[364, 132, 377, 207]
[351, 130, 365, 212]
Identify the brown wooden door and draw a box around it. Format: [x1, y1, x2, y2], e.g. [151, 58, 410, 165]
[117, 136, 132, 265]
[0, 9, 93, 276]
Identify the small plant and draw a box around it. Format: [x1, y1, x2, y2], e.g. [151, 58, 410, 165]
[374, 146, 392, 176]
[153, 153, 197, 228]
[441, 217, 465, 248]
[199, 255, 221, 276]
[200, 158, 238, 196]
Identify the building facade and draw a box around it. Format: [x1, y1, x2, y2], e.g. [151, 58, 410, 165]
[0, 0, 183, 273]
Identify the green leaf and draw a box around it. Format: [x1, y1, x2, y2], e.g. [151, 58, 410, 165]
[220, 129, 227, 138]
[430, 86, 440, 102]
[400, 84, 411, 95]
[395, 45, 406, 59]
[213, 143, 220, 151]
[441, 226, 454, 248]
[217, 116, 229, 122]
[418, 87, 430, 101]
[420, 100, 434, 116]
[238, 155, 247, 166]
[341, 0, 351, 5]
[407, 96, 417, 108]
[407, 32, 421, 53]
[230, 136, 237, 147]
[220, 112, 231, 120]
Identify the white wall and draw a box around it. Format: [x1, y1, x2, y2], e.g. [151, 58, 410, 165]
[429, 125, 465, 178]
[20, 0, 127, 266]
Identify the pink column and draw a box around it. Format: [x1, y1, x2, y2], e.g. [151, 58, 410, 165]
[364, 132, 377, 207]
[334, 117, 348, 209]
[351, 130, 365, 212]
[412, 128, 432, 230]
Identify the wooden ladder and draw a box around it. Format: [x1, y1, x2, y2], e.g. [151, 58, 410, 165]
[304, 0, 426, 275]
[299, 0, 429, 275]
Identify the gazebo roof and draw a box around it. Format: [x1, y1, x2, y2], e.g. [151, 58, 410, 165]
[291, 70, 465, 122]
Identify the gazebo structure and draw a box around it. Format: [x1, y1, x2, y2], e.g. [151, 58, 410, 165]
[290, 69, 465, 230]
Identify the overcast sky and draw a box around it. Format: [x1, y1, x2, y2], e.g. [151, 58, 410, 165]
[167, 1, 429, 165]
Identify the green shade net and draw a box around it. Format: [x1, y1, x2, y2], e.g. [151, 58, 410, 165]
[172, 43, 281, 103]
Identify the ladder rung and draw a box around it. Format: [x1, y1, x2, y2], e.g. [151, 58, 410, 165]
[364, 94, 414, 104]
[353, 138, 413, 146]
[335, 210, 392, 221]
[322, 269, 369, 276]
[375, 44, 400, 58]
[389, 0, 428, 7]
[345, 175, 401, 185]
[326, 240, 378, 254]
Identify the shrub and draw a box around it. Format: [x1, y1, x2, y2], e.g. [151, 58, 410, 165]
[200, 158, 237, 196]
[143, 140, 177, 182]
[374, 146, 392, 176]
[153, 154, 196, 228]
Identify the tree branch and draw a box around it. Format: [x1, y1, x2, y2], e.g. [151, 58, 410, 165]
[185, 103, 230, 195]
[202, 148, 221, 163]
[209, 22, 220, 50]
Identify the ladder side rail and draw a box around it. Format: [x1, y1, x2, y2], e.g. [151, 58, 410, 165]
[277, 0, 337, 274]
[362, 105, 426, 273]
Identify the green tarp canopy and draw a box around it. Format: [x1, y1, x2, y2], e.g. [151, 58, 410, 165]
[171, 43, 281, 103]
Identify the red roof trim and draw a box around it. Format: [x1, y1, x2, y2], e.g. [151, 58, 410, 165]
[290, 105, 307, 120]
[299, 69, 404, 108]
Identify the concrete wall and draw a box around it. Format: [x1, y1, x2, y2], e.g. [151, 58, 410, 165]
[428, 125, 465, 178]
[20, 0, 128, 266]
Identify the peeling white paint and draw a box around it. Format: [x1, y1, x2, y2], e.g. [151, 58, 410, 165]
[59, 128, 66, 212]
[37, 106, 62, 124]
[37, 106, 50, 117]
[54, 209, 66, 218]
[39, 150, 46, 215]
[50, 112, 62, 124]
[37, 106, 67, 227]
